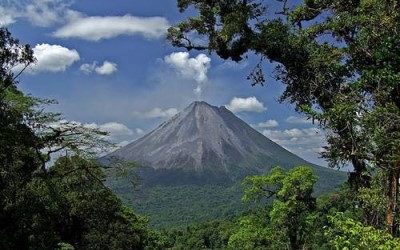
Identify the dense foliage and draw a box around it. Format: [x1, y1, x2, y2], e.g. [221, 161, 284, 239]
[240, 167, 317, 249]
[164, 166, 400, 249]
[134, 184, 248, 228]
[0, 27, 160, 249]
[106, 166, 254, 228]
[165, 219, 238, 249]
[106, 158, 345, 230]
[20, 156, 155, 249]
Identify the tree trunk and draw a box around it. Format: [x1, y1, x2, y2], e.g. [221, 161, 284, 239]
[288, 232, 299, 250]
[349, 156, 371, 190]
[385, 162, 400, 236]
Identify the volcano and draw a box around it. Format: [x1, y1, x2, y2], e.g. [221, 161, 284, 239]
[105, 101, 346, 187]
[104, 101, 346, 227]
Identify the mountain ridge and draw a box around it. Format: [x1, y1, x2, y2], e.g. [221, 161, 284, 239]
[106, 101, 345, 184]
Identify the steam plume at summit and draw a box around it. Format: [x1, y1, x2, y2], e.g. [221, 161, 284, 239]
[164, 52, 211, 100]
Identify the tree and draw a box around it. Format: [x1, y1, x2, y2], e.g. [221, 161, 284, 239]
[168, 0, 400, 234]
[227, 212, 274, 250]
[0, 27, 156, 249]
[165, 219, 237, 249]
[325, 212, 400, 249]
[0, 27, 42, 249]
[46, 156, 152, 249]
[234, 166, 317, 250]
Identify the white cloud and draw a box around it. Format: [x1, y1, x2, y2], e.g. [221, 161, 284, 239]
[284, 128, 303, 138]
[225, 96, 266, 113]
[133, 107, 178, 119]
[164, 52, 211, 98]
[80, 61, 118, 75]
[14, 43, 80, 74]
[218, 60, 249, 70]
[135, 128, 144, 135]
[253, 119, 279, 128]
[25, 0, 69, 27]
[117, 140, 131, 148]
[54, 15, 170, 41]
[262, 128, 321, 142]
[95, 61, 117, 75]
[112, 128, 144, 148]
[46, 120, 143, 157]
[0, 0, 75, 27]
[0, 7, 17, 26]
[80, 62, 96, 74]
[98, 122, 133, 138]
[164, 52, 211, 83]
[144, 107, 178, 119]
[50, 120, 133, 140]
[286, 115, 312, 124]
[261, 127, 326, 164]
[90, 122, 146, 144]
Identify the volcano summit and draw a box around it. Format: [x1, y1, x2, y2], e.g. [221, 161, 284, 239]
[106, 101, 345, 188]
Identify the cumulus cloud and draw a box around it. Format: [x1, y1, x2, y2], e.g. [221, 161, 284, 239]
[51, 120, 133, 140]
[46, 120, 144, 158]
[1, 0, 170, 34]
[91, 122, 146, 145]
[80, 61, 117, 75]
[164, 52, 211, 99]
[80, 62, 96, 74]
[133, 107, 178, 119]
[54, 15, 170, 41]
[95, 61, 117, 75]
[98, 122, 133, 138]
[14, 43, 80, 74]
[262, 127, 322, 142]
[144, 107, 178, 119]
[261, 127, 326, 164]
[218, 60, 249, 70]
[164, 52, 211, 83]
[135, 128, 145, 135]
[225, 96, 266, 113]
[286, 115, 312, 124]
[0, 7, 17, 26]
[47, 120, 133, 142]
[25, 0, 73, 27]
[253, 119, 279, 128]
[0, 0, 75, 27]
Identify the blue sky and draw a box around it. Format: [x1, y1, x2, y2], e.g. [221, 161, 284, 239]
[2, 0, 329, 166]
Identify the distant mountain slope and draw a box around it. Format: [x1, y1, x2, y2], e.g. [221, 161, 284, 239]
[106, 101, 346, 185]
[104, 101, 347, 228]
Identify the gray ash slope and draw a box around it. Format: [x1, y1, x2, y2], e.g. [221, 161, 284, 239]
[106, 101, 346, 188]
